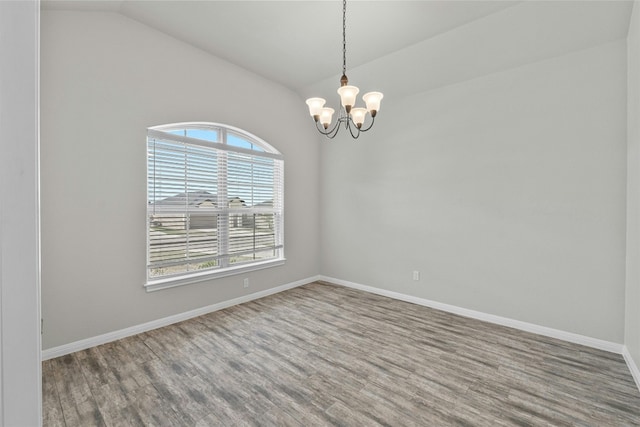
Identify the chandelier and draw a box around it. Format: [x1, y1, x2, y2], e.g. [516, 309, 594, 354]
[305, 0, 383, 139]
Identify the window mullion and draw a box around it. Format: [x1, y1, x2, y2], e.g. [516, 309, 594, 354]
[273, 159, 283, 256]
[218, 128, 229, 268]
[183, 138, 191, 270]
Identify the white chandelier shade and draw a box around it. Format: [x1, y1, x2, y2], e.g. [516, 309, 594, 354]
[337, 85, 359, 112]
[349, 107, 368, 129]
[362, 92, 384, 116]
[305, 97, 326, 118]
[320, 107, 335, 129]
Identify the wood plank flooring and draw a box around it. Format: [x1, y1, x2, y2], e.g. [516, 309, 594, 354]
[43, 281, 640, 426]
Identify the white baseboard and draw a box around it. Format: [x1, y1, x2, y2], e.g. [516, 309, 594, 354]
[42, 275, 321, 360]
[320, 275, 624, 355]
[622, 346, 640, 393]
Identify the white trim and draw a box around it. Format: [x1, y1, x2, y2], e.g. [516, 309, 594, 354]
[320, 276, 624, 354]
[145, 258, 286, 292]
[0, 1, 42, 424]
[43, 275, 320, 360]
[622, 346, 640, 393]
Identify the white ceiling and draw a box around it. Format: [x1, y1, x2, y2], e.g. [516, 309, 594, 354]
[42, 0, 634, 100]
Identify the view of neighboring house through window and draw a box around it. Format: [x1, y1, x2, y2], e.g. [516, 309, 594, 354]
[146, 123, 284, 287]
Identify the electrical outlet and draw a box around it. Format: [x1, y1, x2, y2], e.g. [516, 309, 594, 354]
[243, 278, 250, 288]
[412, 271, 420, 281]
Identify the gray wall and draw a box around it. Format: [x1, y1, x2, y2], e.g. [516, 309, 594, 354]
[40, 11, 320, 349]
[627, 0, 640, 368]
[321, 40, 628, 343]
[0, 1, 41, 424]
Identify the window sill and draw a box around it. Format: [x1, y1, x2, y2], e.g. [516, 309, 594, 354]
[144, 258, 286, 292]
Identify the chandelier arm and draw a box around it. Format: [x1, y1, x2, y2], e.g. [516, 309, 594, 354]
[315, 119, 341, 138]
[327, 124, 341, 139]
[346, 117, 361, 139]
[323, 120, 342, 139]
[359, 115, 376, 132]
[348, 127, 361, 139]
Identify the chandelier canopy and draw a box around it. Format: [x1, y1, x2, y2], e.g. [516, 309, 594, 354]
[305, 0, 383, 139]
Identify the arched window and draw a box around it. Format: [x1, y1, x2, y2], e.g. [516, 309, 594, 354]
[146, 122, 284, 291]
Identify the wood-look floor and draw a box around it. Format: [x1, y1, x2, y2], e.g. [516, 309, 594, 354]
[43, 281, 640, 426]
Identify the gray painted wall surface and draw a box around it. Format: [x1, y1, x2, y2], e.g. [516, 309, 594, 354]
[40, 11, 320, 349]
[627, 0, 640, 368]
[0, 1, 42, 424]
[321, 40, 627, 343]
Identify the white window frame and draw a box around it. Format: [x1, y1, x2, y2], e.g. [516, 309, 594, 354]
[145, 122, 284, 292]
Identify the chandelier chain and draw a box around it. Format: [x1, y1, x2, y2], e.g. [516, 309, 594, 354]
[342, 0, 347, 76]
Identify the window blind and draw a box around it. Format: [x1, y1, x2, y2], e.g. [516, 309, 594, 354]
[147, 124, 283, 281]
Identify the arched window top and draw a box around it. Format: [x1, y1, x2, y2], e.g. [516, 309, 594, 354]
[149, 122, 281, 158]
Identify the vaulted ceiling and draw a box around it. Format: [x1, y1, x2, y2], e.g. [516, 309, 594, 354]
[42, 1, 634, 101]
